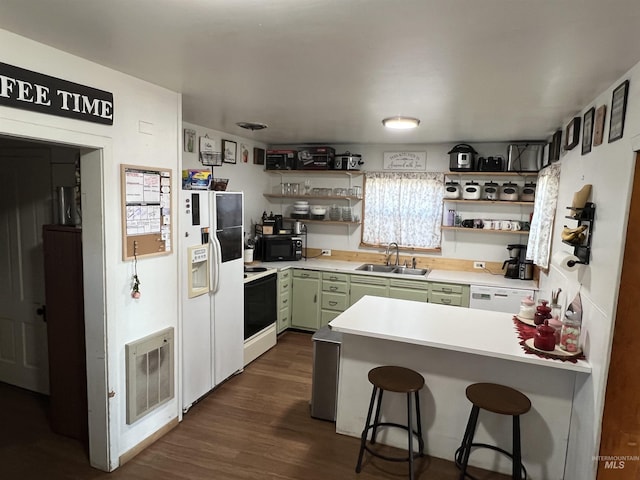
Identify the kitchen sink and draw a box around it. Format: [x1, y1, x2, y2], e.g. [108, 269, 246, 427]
[391, 266, 430, 276]
[355, 263, 430, 276]
[355, 263, 396, 273]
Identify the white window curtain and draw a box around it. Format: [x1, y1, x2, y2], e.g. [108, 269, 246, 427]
[362, 172, 444, 249]
[526, 163, 561, 268]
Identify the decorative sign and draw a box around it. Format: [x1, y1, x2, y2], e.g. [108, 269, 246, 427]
[0, 62, 114, 125]
[383, 151, 427, 170]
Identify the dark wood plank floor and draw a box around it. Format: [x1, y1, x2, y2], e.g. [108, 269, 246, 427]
[0, 331, 509, 479]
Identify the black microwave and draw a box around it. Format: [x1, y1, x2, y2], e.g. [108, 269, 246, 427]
[259, 235, 302, 262]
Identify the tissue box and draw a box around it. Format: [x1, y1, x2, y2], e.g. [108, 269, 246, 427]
[182, 169, 212, 190]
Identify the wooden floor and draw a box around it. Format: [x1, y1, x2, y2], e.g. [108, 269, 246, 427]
[0, 331, 509, 480]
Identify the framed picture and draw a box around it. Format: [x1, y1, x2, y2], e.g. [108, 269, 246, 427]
[564, 117, 580, 151]
[253, 147, 265, 165]
[549, 130, 562, 163]
[222, 139, 237, 164]
[608, 79, 629, 143]
[183, 128, 195, 152]
[581, 107, 595, 155]
[593, 105, 607, 146]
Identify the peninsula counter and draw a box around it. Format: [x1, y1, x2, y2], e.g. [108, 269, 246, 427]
[329, 296, 591, 479]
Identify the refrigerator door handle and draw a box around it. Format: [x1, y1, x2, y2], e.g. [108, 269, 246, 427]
[210, 236, 222, 293]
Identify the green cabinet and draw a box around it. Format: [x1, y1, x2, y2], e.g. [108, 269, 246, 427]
[388, 278, 430, 302]
[320, 272, 350, 327]
[277, 269, 292, 333]
[349, 275, 389, 306]
[291, 269, 321, 330]
[429, 282, 470, 307]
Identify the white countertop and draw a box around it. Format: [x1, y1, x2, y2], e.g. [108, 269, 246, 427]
[250, 258, 538, 290]
[329, 295, 591, 373]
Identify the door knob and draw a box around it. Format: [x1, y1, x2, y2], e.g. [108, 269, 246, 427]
[36, 305, 47, 322]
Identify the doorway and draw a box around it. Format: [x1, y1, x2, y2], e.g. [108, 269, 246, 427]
[0, 130, 110, 471]
[597, 152, 640, 478]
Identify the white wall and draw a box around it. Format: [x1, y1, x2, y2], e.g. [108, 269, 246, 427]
[0, 29, 182, 470]
[539, 61, 640, 479]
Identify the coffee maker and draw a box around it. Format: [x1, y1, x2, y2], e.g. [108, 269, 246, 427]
[502, 244, 526, 279]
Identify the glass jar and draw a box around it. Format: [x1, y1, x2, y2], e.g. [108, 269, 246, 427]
[559, 317, 582, 352]
[329, 204, 341, 221]
[518, 296, 535, 320]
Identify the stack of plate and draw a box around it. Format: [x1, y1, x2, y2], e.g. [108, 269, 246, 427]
[292, 200, 309, 219]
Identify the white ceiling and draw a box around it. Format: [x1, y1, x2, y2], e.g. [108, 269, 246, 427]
[2, 0, 640, 145]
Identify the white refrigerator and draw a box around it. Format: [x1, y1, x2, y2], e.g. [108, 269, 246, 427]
[180, 190, 244, 411]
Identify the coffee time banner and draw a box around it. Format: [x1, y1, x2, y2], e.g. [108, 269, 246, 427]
[0, 62, 114, 125]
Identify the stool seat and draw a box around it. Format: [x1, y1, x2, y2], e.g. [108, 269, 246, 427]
[369, 366, 425, 393]
[465, 383, 531, 416]
[356, 366, 425, 480]
[455, 383, 531, 480]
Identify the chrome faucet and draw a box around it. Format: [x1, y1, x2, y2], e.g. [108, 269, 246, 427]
[385, 242, 400, 266]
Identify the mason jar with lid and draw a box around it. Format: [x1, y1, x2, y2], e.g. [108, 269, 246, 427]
[559, 316, 581, 353]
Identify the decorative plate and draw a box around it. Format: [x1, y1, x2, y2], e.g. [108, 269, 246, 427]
[523, 338, 582, 359]
[514, 315, 536, 327]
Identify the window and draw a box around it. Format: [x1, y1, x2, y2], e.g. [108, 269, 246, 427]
[362, 172, 444, 249]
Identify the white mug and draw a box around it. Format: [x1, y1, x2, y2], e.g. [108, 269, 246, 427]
[501, 220, 513, 230]
[483, 219, 494, 230]
[511, 220, 521, 231]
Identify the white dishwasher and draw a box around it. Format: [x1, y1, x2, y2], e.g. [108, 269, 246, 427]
[469, 285, 534, 313]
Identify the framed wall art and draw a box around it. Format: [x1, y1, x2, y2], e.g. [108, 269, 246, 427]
[581, 107, 595, 155]
[222, 139, 237, 164]
[183, 128, 195, 152]
[253, 147, 265, 165]
[549, 130, 562, 162]
[608, 79, 629, 143]
[564, 117, 580, 151]
[593, 105, 607, 146]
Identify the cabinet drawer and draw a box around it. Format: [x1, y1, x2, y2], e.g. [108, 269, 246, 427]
[279, 290, 290, 310]
[350, 275, 389, 286]
[278, 306, 290, 333]
[430, 291, 463, 306]
[431, 282, 465, 294]
[278, 270, 291, 282]
[389, 278, 429, 291]
[322, 272, 349, 283]
[321, 292, 348, 311]
[323, 280, 348, 294]
[293, 269, 320, 279]
[279, 278, 291, 293]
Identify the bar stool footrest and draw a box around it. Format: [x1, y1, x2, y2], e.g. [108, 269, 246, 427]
[362, 422, 425, 461]
[454, 443, 527, 480]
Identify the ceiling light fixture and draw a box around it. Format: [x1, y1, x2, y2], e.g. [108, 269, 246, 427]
[236, 121, 268, 131]
[382, 116, 420, 130]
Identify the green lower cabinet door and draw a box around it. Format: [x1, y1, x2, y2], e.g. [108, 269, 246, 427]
[291, 274, 321, 330]
[349, 276, 389, 306]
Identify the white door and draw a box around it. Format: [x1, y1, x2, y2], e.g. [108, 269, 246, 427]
[0, 148, 52, 393]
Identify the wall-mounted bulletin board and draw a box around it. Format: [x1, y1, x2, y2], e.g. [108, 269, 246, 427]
[121, 164, 172, 260]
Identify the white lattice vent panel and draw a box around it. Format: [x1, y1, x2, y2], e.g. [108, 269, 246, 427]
[126, 327, 174, 424]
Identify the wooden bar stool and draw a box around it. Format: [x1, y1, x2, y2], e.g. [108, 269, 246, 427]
[454, 382, 531, 480]
[355, 365, 425, 480]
